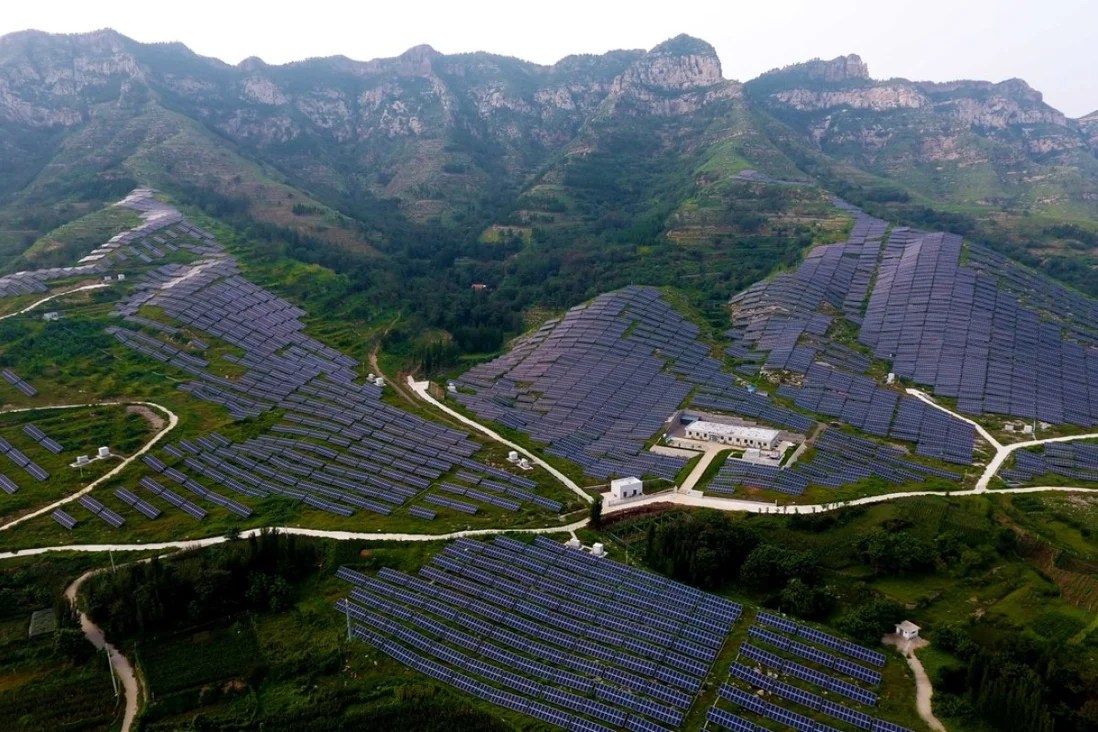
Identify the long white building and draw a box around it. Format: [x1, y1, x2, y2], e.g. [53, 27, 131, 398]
[684, 421, 780, 449]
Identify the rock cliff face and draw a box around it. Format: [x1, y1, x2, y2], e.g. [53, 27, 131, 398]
[772, 84, 926, 112]
[744, 54, 1097, 212]
[1076, 110, 1098, 149]
[776, 54, 870, 83]
[0, 29, 1095, 220]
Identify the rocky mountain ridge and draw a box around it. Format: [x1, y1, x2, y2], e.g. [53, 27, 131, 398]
[0, 28, 1096, 232]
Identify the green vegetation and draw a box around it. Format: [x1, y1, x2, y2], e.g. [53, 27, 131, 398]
[0, 553, 136, 732]
[604, 495, 1098, 732]
[0, 404, 154, 521]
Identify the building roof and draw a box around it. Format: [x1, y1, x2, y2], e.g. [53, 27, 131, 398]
[897, 620, 921, 632]
[611, 476, 642, 487]
[687, 421, 780, 441]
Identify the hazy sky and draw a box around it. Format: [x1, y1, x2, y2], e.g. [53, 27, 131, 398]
[4, 0, 1095, 117]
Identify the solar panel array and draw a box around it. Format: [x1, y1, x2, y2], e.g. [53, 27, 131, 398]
[21, 423, 63, 454]
[0, 265, 104, 298]
[99, 196, 564, 523]
[138, 476, 207, 519]
[0, 436, 49, 481]
[747, 627, 882, 688]
[1001, 442, 1098, 485]
[337, 536, 741, 731]
[79, 188, 220, 267]
[860, 228, 1098, 426]
[708, 426, 960, 496]
[756, 611, 887, 666]
[135, 401, 557, 522]
[454, 287, 712, 480]
[0, 473, 17, 494]
[779, 364, 972, 455]
[50, 508, 76, 530]
[114, 487, 161, 519]
[78, 494, 126, 528]
[1, 369, 37, 397]
[706, 608, 913, 732]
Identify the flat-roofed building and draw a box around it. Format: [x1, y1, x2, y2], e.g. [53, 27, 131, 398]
[684, 421, 780, 450]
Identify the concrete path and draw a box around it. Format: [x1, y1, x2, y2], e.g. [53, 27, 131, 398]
[906, 388, 1098, 492]
[0, 283, 109, 321]
[885, 634, 946, 732]
[678, 447, 725, 492]
[0, 401, 178, 531]
[65, 568, 140, 732]
[407, 377, 591, 503]
[0, 519, 590, 559]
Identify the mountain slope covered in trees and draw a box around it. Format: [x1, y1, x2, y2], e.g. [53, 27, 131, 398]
[1, 29, 1096, 363]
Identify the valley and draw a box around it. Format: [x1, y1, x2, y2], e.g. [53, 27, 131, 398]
[0, 26, 1095, 732]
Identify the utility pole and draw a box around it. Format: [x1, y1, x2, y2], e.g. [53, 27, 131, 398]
[344, 602, 351, 641]
[105, 646, 119, 698]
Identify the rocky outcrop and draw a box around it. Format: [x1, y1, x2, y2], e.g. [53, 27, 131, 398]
[615, 35, 724, 92]
[784, 54, 870, 83]
[600, 35, 739, 117]
[1080, 110, 1098, 150]
[773, 84, 926, 112]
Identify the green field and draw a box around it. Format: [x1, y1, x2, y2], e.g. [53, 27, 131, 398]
[0, 404, 156, 522]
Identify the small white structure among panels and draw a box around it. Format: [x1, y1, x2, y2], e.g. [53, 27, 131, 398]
[609, 476, 644, 501]
[895, 620, 921, 640]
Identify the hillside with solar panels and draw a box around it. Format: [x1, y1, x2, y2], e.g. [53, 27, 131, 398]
[451, 198, 1098, 500]
[335, 536, 922, 732]
[0, 190, 578, 548]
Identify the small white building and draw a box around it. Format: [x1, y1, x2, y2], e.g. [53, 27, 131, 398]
[610, 476, 643, 501]
[684, 421, 781, 450]
[42, 312, 60, 322]
[895, 620, 921, 640]
[97, 446, 110, 459]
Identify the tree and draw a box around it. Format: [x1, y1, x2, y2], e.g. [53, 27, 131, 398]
[740, 545, 820, 590]
[589, 497, 603, 529]
[835, 598, 904, 643]
[856, 530, 936, 575]
[779, 578, 835, 620]
[55, 627, 93, 663]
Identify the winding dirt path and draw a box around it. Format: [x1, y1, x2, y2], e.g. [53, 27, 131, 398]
[885, 635, 946, 732]
[65, 568, 140, 732]
[0, 283, 109, 322]
[0, 401, 178, 532]
[407, 376, 592, 504]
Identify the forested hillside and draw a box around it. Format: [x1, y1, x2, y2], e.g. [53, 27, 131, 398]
[1, 29, 1097, 369]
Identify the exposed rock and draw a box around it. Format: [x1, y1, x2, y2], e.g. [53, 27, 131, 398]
[614, 35, 724, 93]
[774, 84, 926, 112]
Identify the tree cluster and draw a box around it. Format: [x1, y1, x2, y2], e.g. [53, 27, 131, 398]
[83, 530, 317, 638]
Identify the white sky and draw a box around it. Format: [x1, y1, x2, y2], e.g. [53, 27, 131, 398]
[3, 0, 1095, 117]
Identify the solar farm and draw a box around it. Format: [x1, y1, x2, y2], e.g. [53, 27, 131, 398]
[335, 537, 917, 732]
[448, 198, 1098, 500]
[0, 190, 571, 539]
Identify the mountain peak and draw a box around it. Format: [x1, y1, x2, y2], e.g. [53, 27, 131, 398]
[799, 54, 870, 83]
[650, 34, 718, 59]
[610, 34, 724, 93]
[238, 56, 268, 72]
[400, 43, 439, 61]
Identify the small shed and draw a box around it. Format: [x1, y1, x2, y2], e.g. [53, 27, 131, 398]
[895, 620, 921, 640]
[610, 476, 643, 500]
